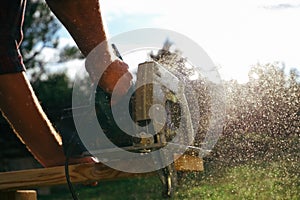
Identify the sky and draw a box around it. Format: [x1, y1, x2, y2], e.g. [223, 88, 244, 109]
[57, 0, 300, 83]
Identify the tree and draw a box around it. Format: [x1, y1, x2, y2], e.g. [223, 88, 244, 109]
[21, 0, 60, 81]
[33, 73, 73, 122]
[22, 0, 87, 119]
[21, 0, 83, 83]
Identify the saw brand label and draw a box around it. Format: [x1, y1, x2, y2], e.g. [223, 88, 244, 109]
[71, 28, 226, 173]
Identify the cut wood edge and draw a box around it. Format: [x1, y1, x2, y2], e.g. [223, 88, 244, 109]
[174, 154, 204, 171]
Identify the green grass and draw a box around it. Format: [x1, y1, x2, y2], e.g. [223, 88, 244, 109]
[39, 161, 299, 200]
[39, 177, 163, 200]
[176, 161, 299, 200]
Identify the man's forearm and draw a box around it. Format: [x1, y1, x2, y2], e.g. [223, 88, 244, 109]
[0, 72, 66, 167]
[46, 0, 133, 99]
[46, 0, 109, 56]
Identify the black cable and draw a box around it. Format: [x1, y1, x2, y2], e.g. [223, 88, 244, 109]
[64, 43, 122, 200]
[64, 136, 79, 200]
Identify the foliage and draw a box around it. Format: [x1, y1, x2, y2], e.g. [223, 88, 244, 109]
[20, 0, 88, 123]
[59, 45, 84, 63]
[21, 0, 83, 82]
[21, 0, 85, 121]
[21, 0, 60, 81]
[210, 63, 300, 167]
[32, 73, 73, 123]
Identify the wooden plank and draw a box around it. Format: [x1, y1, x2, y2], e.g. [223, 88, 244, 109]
[0, 162, 154, 191]
[0, 190, 37, 200]
[0, 155, 204, 191]
[174, 154, 204, 171]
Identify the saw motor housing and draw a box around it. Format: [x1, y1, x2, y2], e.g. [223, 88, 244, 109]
[134, 61, 182, 148]
[134, 61, 204, 167]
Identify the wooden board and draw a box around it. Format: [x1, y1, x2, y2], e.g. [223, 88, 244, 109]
[174, 154, 204, 171]
[0, 190, 37, 200]
[0, 162, 154, 191]
[0, 155, 203, 191]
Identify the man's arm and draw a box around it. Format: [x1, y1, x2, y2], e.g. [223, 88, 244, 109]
[46, 0, 132, 97]
[0, 0, 95, 167]
[46, 0, 107, 57]
[0, 72, 66, 166]
[0, 0, 131, 168]
[0, 73, 97, 167]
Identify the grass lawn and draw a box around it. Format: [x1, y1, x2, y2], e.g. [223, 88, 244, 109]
[38, 160, 299, 200]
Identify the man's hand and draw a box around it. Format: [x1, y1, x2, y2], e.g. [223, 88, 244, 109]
[98, 59, 133, 103]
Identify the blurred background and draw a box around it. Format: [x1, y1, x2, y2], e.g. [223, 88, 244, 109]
[0, 0, 299, 199]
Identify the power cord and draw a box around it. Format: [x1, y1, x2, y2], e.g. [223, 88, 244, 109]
[64, 43, 122, 200]
[64, 135, 79, 200]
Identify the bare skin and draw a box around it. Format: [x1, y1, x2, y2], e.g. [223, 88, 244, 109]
[0, 72, 95, 166]
[46, 0, 133, 97]
[0, 0, 132, 167]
